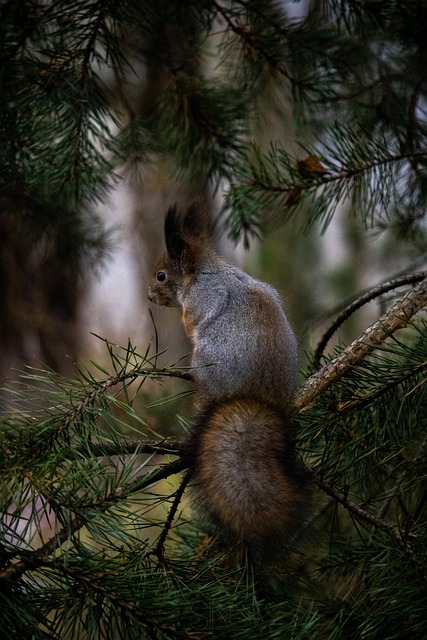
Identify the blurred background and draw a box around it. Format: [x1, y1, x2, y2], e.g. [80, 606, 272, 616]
[2, 5, 427, 636]
[1, 0, 426, 397]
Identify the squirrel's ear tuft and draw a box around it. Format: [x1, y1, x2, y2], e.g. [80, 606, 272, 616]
[164, 200, 212, 266]
[165, 204, 178, 240]
[165, 206, 187, 258]
[181, 199, 211, 239]
[167, 231, 187, 258]
[165, 200, 212, 251]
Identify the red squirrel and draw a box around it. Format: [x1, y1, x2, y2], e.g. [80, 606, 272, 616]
[148, 201, 306, 562]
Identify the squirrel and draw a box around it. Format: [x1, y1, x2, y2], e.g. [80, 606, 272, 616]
[147, 201, 306, 563]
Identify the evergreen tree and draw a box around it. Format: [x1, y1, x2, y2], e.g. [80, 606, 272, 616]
[1, 1, 426, 638]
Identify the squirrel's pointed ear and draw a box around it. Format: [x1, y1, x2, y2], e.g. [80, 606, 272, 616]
[165, 205, 187, 258]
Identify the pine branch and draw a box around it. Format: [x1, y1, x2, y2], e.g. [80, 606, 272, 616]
[0, 2, 41, 61]
[225, 120, 427, 239]
[50, 365, 191, 444]
[212, 0, 295, 84]
[309, 470, 413, 544]
[332, 361, 426, 414]
[152, 472, 192, 560]
[1, 554, 184, 638]
[0, 457, 187, 582]
[41, 457, 189, 514]
[294, 277, 427, 412]
[369, 431, 427, 543]
[313, 271, 427, 364]
[115, 458, 188, 500]
[0, 514, 84, 581]
[74, 438, 186, 458]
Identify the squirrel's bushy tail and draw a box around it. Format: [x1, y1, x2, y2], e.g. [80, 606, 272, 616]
[188, 397, 307, 562]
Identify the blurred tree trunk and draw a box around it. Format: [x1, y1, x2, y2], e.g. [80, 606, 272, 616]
[87, 4, 210, 369]
[0, 210, 80, 387]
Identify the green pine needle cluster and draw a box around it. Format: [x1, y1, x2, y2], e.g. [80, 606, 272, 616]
[2, 0, 427, 249]
[1, 310, 426, 638]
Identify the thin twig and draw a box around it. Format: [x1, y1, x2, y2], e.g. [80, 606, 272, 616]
[310, 471, 412, 544]
[0, 514, 84, 580]
[118, 458, 189, 500]
[211, 0, 295, 83]
[49, 458, 189, 512]
[313, 271, 427, 364]
[368, 431, 427, 543]
[0, 458, 189, 582]
[50, 366, 191, 445]
[72, 438, 186, 458]
[294, 278, 427, 413]
[334, 361, 426, 414]
[1, 554, 184, 638]
[153, 472, 192, 559]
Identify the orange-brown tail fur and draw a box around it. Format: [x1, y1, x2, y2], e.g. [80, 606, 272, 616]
[188, 397, 307, 563]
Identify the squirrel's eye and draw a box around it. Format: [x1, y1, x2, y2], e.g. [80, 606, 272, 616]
[156, 271, 166, 282]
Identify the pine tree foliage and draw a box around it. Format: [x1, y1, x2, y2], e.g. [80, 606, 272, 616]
[1, 303, 426, 639]
[1, 0, 427, 638]
[3, 0, 427, 244]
